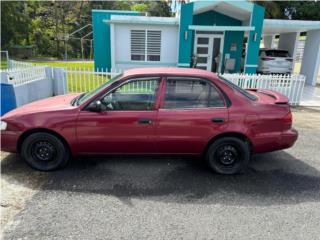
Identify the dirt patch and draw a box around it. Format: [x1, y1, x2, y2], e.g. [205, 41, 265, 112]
[292, 106, 320, 129]
[0, 152, 48, 233]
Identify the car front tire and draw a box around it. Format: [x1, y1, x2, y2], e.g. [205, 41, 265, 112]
[205, 137, 250, 175]
[21, 132, 70, 171]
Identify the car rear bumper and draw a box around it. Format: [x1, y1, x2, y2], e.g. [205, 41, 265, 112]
[253, 128, 298, 153]
[1, 130, 21, 153]
[279, 128, 298, 149]
[259, 67, 292, 74]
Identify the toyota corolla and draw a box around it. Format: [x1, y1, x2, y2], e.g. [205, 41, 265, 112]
[0, 68, 298, 174]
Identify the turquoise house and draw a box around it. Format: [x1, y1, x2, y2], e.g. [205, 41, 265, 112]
[93, 1, 265, 74]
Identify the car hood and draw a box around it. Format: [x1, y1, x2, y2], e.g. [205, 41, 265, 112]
[2, 93, 81, 119]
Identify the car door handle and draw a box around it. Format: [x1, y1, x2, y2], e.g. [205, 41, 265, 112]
[138, 119, 153, 125]
[211, 117, 225, 123]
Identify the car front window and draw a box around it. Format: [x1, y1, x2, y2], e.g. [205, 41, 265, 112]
[100, 77, 160, 111]
[75, 73, 123, 106]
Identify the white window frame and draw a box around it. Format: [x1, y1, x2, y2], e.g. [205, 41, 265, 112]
[130, 29, 161, 62]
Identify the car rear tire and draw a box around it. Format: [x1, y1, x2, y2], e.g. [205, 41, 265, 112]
[21, 132, 70, 171]
[205, 137, 250, 175]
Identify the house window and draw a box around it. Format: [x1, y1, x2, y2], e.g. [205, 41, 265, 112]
[131, 30, 161, 62]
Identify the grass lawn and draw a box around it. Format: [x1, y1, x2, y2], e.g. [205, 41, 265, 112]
[26, 60, 113, 93]
[30, 60, 94, 69]
[0, 60, 8, 69]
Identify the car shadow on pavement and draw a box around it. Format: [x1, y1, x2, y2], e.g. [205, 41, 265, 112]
[1, 153, 49, 190]
[2, 151, 320, 206]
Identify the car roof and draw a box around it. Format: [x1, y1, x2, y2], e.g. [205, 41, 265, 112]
[260, 48, 289, 52]
[122, 67, 218, 79]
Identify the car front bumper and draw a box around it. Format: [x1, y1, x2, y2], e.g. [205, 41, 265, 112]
[1, 130, 22, 153]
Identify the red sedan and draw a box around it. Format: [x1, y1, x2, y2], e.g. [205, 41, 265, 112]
[1, 68, 298, 174]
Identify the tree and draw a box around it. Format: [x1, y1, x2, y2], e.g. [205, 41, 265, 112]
[255, 1, 320, 20]
[147, 1, 171, 17]
[131, 3, 148, 13]
[1, 2, 31, 48]
[1, 0, 172, 58]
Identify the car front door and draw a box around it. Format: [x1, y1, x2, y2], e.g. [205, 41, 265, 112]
[76, 76, 161, 154]
[156, 77, 229, 154]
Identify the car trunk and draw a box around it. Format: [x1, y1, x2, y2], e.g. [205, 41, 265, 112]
[247, 89, 289, 105]
[247, 89, 292, 131]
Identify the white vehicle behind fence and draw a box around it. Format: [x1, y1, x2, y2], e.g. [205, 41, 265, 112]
[257, 49, 293, 74]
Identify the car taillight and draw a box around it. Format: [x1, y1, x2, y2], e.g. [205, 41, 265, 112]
[261, 57, 275, 61]
[283, 111, 292, 127]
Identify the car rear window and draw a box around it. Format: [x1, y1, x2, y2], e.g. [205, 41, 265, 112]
[163, 78, 225, 109]
[264, 50, 290, 57]
[219, 76, 258, 101]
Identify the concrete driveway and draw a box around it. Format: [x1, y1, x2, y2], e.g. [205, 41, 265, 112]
[1, 107, 320, 239]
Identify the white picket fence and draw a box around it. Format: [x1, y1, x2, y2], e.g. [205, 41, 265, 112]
[3, 66, 47, 86]
[3, 63, 305, 105]
[65, 68, 306, 105]
[8, 59, 34, 69]
[221, 73, 305, 105]
[65, 67, 121, 93]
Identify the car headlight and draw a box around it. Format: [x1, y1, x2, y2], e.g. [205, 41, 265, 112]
[0, 121, 7, 131]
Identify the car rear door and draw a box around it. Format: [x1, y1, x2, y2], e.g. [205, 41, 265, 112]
[76, 76, 162, 154]
[155, 77, 229, 154]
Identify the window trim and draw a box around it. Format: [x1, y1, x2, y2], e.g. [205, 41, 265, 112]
[130, 29, 161, 62]
[219, 76, 258, 101]
[160, 76, 228, 110]
[84, 76, 162, 112]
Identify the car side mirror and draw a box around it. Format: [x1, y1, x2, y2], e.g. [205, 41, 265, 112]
[87, 100, 103, 112]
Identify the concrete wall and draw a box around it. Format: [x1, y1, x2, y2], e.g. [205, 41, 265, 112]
[263, 35, 275, 49]
[278, 32, 299, 73]
[222, 31, 244, 73]
[113, 24, 179, 70]
[1, 67, 67, 107]
[300, 30, 320, 86]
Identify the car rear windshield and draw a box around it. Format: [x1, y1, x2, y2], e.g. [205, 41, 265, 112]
[219, 76, 258, 101]
[265, 50, 290, 57]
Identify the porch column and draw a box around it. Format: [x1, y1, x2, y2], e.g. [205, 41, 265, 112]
[300, 30, 320, 86]
[278, 32, 300, 73]
[178, 2, 194, 67]
[263, 35, 275, 48]
[244, 4, 264, 73]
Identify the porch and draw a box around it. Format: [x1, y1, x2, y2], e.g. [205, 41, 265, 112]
[262, 19, 320, 87]
[300, 85, 320, 107]
[178, 1, 264, 74]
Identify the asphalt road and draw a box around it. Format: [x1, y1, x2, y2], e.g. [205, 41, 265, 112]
[2, 126, 320, 239]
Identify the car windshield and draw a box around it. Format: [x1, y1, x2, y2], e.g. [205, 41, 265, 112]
[265, 50, 290, 58]
[219, 76, 258, 101]
[74, 73, 123, 106]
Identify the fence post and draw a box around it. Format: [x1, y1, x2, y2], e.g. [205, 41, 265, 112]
[8, 59, 13, 69]
[0, 72, 9, 84]
[52, 67, 68, 95]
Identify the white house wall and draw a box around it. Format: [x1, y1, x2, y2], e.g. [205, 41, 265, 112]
[300, 30, 320, 86]
[112, 24, 179, 70]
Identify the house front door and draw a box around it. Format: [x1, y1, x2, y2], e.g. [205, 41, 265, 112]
[193, 33, 224, 73]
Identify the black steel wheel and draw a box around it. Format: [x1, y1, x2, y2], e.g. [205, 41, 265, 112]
[21, 132, 70, 171]
[205, 137, 250, 175]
